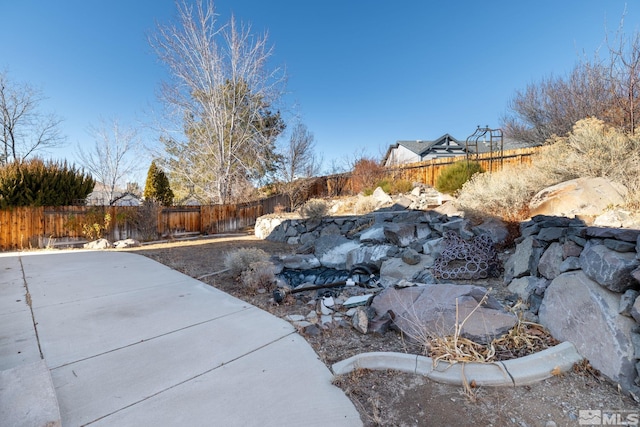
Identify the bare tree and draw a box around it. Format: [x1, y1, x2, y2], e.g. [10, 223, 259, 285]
[76, 119, 141, 205]
[149, 0, 286, 204]
[502, 60, 612, 144]
[605, 20, 640, 135]
[0, 71, 65, 164]
[277, 122, 321, 209]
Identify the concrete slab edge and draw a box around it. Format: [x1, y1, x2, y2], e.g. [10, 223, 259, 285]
[0, 360, 61, 427]
[331, 342, 584, 387]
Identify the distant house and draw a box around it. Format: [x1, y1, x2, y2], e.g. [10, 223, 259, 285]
[382, 134, 467, 167]
[86, 182, 142, 206]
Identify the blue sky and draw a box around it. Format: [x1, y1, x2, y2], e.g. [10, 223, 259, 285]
[1, 0, 639, 182]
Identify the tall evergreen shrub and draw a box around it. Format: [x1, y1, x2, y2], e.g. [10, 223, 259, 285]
[0, 158, 95, 208]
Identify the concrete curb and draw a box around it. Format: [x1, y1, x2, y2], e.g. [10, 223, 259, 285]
[331, 341, 583, 387]
[0, 360, 61, 427]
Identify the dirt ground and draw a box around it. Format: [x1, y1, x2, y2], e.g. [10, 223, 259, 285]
[129, 234, 639, 427]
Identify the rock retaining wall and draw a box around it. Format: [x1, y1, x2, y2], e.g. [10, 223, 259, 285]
[508, 215, 640, 394]
[256, 210, 640, 395]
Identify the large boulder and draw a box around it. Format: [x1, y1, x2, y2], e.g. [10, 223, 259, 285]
[371, 284, 517, 344]
[528, 177, 627, 219]
[539, 271, 637, 391]
[579, 243, 640, 292]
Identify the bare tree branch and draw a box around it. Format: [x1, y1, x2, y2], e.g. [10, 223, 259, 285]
[0, 71, 65, 164]
[76, 119, 141, 205]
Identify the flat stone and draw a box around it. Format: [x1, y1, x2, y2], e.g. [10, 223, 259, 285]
[603, 239, 637, 253]
[539, 271, 637, 391]
[537, 227, 566, 242]
[371, 285, 516, 344]
[585, 227, 640, 243]
[579, 243, 640, 292]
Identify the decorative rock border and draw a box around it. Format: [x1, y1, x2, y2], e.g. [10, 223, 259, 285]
[331, 342, 583, 387]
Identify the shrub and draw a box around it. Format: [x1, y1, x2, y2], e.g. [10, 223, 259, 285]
[0, 158, 94, 208]
[435, 161, 484, 195]
[240, 261, 276, 293]
[224, 248, 270, 277]
[354, 196, 377, 214]
[300, 198, 328, 220]
[456, 164, 554, 221]
[144, 161, 174, 206]
[132, 199, 160, 241]
[351, 157, 385, 194]
[65, 208, 112, 240]
[535, 118, 640, 207]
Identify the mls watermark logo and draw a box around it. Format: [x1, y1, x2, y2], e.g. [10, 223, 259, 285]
[579, 410, 639, 425]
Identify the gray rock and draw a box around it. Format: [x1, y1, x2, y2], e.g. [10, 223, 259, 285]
[319, 223, 341, 236]
[538, 242, 564, 280]
[113, 238, 141, 248]
[401, 248, 421, 265]
[422, 237, 444, 258]
[603, 238, 637, 253]
[585, 227, 640, 243]
[352, 307, 369, 334]
[503, 236, 544, 283]
[282, 254, 321, 270]
[537, 227, 566, 242]
[562, 241, 583, 258]
[580, 243, 640, 292]
[631, 295, 640, 323]
[632, 333, 640, 359]
[507, 276, 549, 301]
[559, 256, 581, 273]
[83, 238, 112, 249]
[379, 255, 435, 287]
[620, 289, 640, 317]
[345, 244, 393, 270]
[359, 225, 387, 243]
[372, 187, 393, 206]
[472, 217, 509, 244]
[383, 223, 416, 247]
[415, 223, 432, 240]
[314, 235, 361, 270]
[539, 271, 637, 392]
[371, 284, 517, 344]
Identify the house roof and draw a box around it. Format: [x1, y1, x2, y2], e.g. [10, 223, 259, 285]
[383, 134, 465, 164]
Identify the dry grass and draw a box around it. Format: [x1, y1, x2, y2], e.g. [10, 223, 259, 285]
[457, 118, 640, 219]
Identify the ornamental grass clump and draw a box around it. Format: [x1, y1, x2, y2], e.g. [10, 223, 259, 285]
[223, 247, 270, 277]
[300, 198, 328, 220]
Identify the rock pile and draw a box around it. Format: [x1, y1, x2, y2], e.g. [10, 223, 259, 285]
[260, 206, 517, 345]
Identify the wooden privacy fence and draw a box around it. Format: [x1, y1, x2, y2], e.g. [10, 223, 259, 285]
[312, 146, 542, 197]
[0, 194, 290, 250]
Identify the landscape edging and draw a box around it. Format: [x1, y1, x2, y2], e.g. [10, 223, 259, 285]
[331, 341, 583, 387]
